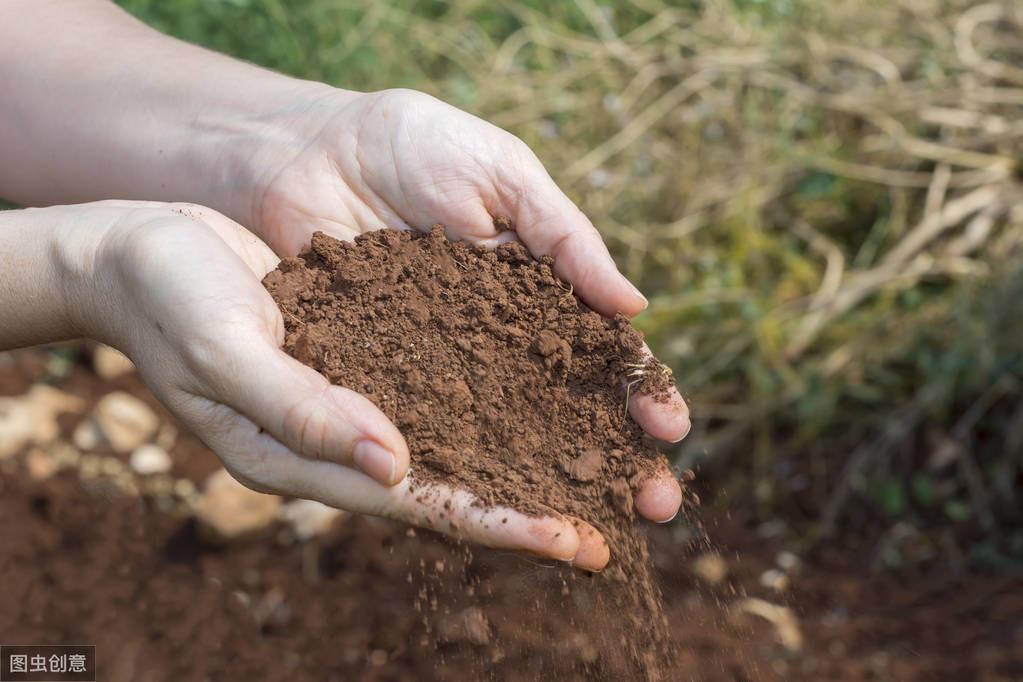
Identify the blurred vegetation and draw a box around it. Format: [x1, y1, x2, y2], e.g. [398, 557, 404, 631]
[118, 0, 1023, 569]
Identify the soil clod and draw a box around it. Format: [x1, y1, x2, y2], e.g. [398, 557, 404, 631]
[264, 228, 685, 678]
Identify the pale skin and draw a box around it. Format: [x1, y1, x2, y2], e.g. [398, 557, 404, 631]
[0, 2, 690, 571]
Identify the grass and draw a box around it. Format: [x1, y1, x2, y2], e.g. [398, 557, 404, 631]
[117, 0, 1023, 569]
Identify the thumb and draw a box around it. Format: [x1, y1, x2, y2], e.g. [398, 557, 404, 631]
[171, 203, 411, 486]
[207, 339, 411, 486]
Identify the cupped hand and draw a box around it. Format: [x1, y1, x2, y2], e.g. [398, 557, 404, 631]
[79, 201, 658, 570]
[247, 88, 691, 530]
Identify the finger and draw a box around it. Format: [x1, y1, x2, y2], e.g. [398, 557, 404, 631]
[183, 400, 582, 561]
[296, 467, 582, 561]
[167, 202, 282, 277]
[569, 517, 611, 571]
[155, 208, 411, 486]
[385, 482, 583, 562]
[634, 469, 683, 524]
[211, 343, 410, 486]
[488, 149, 648, 318]
[627, 344, 690, 443]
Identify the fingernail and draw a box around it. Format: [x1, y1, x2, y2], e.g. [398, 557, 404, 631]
[656, 509, 680, 524]
[622, 275, 648, 310]
[353, 439, 397, 485]
[668, 417, 692, 443]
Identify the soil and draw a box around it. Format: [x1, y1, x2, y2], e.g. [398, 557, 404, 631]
[263, 228, 687, 679]
[0, 347, 1021, 681]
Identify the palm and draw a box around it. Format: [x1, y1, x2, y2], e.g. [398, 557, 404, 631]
[258, 89, 529, 256]
[248, 89, 690, 549]
[103, 205, 609, 567]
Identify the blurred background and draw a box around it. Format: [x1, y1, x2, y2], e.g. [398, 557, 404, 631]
[1, 1, 1021, 679]
[119, 0, 1023, 569]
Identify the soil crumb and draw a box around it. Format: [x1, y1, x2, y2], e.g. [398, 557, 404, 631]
[264, 226, 684, 679]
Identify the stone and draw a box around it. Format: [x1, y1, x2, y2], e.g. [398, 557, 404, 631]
[93, 392, 159, 453]
[93, 345, 135, 380]
[0, 399, 35, 459]
[72, 420, 103, 451]
[129, 444, 172, 476]
[737, 598, 803, 652]
[279, 499, 345, 541]
[691, 552, 728, 586]
[759, 568, 789, 592]
[27, 385, 86, 414]
[155, 423, 178, 451]
[776, 550, 801, 572]
[25, 448, 57, 480]
[1, 386, 84, 458]
[195, 468, 281, 542]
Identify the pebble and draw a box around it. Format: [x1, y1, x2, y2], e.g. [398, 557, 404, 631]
[0, 399, 35, 459]
[93, 345, 135, 380]
[691, 552, 729, 586]
[100, 457, 124, 477]
[1, 386, 85, 458]
[279, 499, 345, 541]
[50, 442, 81, 466]
[776, 551, 801, 572]
[173, 479, 198, 499]
[25, 448, 57, 480]
[759, 568, 790, 592]
[195, 468, 281, 542]
[130, 444, 172, 475]
[155, 423, 178, 451]
[27, 385, 86, 415]
[737, 598, 803, 652]
[94, 392, 159, 453]
[72, 419, 103, 451]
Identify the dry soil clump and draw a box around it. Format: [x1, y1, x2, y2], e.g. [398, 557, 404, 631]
[264, 226, 683, 678]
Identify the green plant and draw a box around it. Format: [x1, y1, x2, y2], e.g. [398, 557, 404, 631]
[115, 0, 1023, 566]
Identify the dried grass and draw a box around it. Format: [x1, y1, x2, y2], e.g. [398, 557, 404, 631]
[122, 0, 1023, 561]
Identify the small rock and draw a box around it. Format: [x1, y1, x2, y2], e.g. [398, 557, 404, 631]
[93, 345, 136, 380]
[25, 448, 57, 480]
[737, 598, 803, 652]
[155, 423, 178, 451]
[195, 468, 281, 543]
[0, 399, 35, 459]
[173, 479, 198, 499]
[129, 444, 172, 475]
[691, 552, 728, 586]
[72, 420, 103, 451]
[759, 568, 789, 592]
[279, 499, 345, 541]
[100, 457, 124, 476]
[50, 442, 81, 467]
[94, 392, 159, 453]
[27, 384, 86, 415]
[776, 551, 801, 573]
[1, 386, 84, 458]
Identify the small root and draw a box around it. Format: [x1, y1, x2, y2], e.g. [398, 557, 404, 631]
[619, 359, 673, 426]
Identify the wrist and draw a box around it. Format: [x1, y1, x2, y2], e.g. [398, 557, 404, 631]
[0, 205, 111, 348]
[187, 80, 360, 237]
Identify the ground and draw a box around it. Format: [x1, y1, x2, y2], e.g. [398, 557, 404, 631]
[1, 346, 1020, 681]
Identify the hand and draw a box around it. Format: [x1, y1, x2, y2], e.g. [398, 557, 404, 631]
[65, 201, 636, 569]
[244, 87, 691, 517]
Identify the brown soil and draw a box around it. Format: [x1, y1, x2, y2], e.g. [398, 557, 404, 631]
[1, 347, 1021, 681]
[263, 227, 685, 679]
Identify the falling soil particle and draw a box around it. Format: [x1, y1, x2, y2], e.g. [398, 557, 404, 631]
[264, 227, 686, 678]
